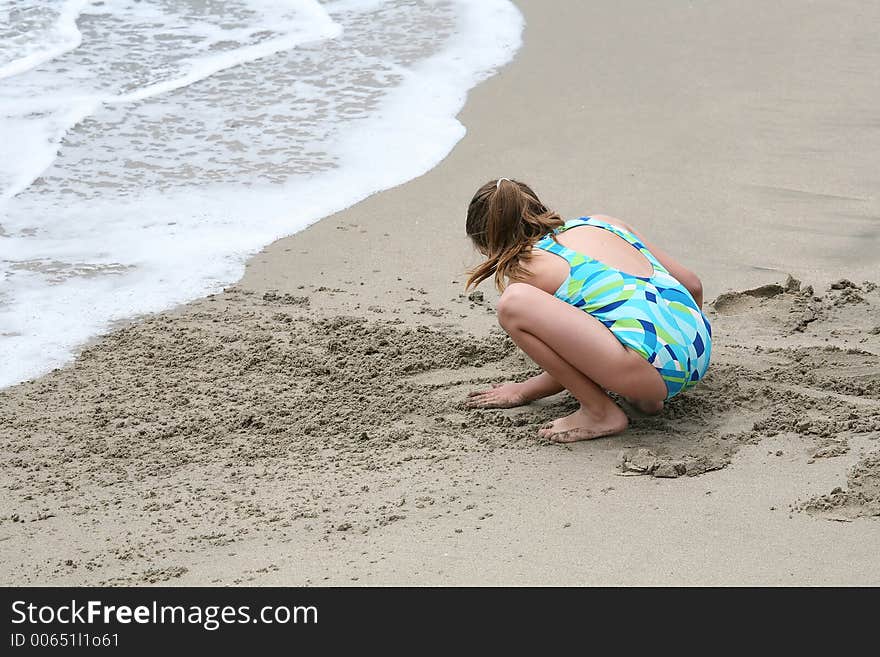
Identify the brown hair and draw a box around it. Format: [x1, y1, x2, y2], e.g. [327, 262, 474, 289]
[465, 178, 564, 291]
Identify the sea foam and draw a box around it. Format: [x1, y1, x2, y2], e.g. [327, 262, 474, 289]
[0, 0, 523, 388]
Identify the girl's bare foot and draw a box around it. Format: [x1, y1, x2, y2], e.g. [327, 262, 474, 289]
[466, 382, 527, 409]
[624, 397, 664, 415]
[538, 403, 629, 443]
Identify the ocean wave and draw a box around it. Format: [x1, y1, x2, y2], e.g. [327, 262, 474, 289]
[0, 0, 523, 388]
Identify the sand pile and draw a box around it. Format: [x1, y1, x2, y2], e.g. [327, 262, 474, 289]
[799, 452, 880, 520]
[0, 276, 877, 582]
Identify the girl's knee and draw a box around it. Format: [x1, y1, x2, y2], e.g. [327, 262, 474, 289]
[496, 283, 534, 328]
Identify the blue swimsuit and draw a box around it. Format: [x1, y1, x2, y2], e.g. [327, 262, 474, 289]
[533, 217, 712, 400]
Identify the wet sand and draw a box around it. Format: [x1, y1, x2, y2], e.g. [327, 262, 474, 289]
[1, 0, 879, 585]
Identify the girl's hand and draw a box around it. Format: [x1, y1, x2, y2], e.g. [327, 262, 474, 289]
[466, 382, 528, 409]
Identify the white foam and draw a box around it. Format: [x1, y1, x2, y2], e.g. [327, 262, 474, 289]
[113, 2, 341, 104]
[0, 0, 523, 388]
[0, 0, 341, 202]
[0, 0, 89, 79]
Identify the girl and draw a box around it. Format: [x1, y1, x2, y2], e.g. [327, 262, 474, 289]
[465, 178, 712, 443]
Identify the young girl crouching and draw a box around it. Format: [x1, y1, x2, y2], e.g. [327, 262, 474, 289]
[465, 178, 712, 443]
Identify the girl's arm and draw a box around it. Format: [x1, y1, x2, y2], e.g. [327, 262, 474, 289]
[518, 371, 565, 401]
[466, 371, 563, 408]
[595, 215, 704, 308]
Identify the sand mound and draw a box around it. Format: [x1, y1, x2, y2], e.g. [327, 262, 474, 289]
[799, 452, 880, 520]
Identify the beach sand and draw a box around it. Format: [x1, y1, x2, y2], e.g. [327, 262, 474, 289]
[1, 0, 879, 585]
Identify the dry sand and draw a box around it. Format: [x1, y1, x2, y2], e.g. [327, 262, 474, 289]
[1, 0, 879, 585]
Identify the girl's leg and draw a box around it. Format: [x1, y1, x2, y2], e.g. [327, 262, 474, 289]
[624, 397, 665, 415]
[508, 325, 630, 442]
[496, 283, 667, 442]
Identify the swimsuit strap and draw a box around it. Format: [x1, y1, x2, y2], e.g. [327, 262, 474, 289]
[533, 226, 583, 265]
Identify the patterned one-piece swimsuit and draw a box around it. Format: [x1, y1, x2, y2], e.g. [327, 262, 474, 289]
[533, 216, 712, 400]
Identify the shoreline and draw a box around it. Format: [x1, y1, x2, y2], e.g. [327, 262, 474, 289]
[0, 0, 523, 391]
[1, 0, 879, 585]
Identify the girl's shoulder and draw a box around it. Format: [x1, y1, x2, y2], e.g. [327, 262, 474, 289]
[519, 245, 568, 295]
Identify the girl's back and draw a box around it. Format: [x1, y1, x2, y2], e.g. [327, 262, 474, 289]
[526, 217, 655, 295]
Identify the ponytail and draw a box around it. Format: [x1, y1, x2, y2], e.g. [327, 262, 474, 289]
[465, 178, 563, 291]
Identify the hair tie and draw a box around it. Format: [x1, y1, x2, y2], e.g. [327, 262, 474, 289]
[496, 177, 511, 190]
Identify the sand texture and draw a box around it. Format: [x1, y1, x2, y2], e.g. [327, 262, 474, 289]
[1, 276, 878, 584]
[2, 0, 879, 584]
